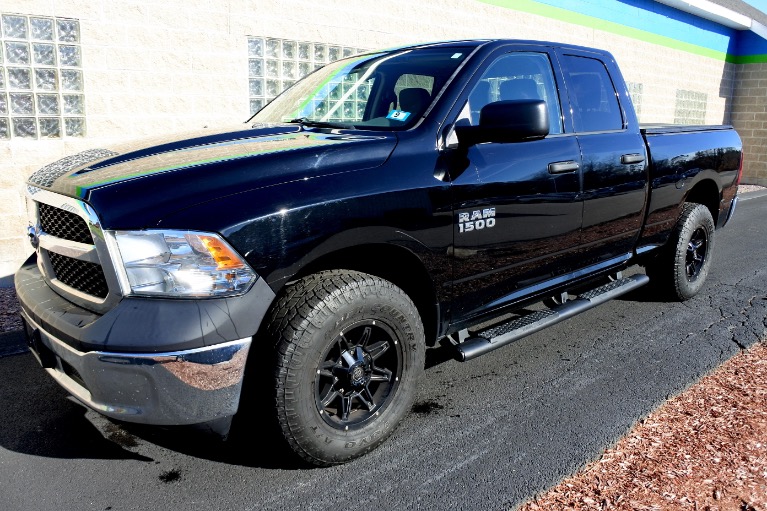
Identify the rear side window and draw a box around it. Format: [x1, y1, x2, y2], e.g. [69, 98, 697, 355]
[563, 55, 623, 133]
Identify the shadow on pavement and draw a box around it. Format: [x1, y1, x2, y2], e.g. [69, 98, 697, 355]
[0, 349, 311, 469]
[0, 331, 28, 358]
[0, 352, 153, 462]
[117, 418, 307, 470]
[615, 283, 670, 303]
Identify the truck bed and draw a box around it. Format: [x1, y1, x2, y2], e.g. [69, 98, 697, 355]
[640, 124, 734, 135]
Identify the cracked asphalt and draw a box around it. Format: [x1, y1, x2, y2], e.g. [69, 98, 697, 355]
[0, 194, 765, 511]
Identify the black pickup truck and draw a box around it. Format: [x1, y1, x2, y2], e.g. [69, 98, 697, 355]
[15, 39, 742, 465]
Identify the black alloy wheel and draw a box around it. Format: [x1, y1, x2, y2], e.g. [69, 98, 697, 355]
[645, 202, 715, 301]
[685, 227, 708, 281]
[315, 320, 402, 429]
[264, 270, 424, 466]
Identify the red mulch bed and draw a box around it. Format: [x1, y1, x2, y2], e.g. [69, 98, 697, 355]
[520, 342, 767, 511]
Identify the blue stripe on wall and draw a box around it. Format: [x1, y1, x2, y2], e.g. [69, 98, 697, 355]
[531, 0, 737, 54]
[736, 28, 767, 59]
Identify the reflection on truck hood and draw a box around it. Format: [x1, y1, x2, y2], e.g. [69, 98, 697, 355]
[28, 123, 397, 228]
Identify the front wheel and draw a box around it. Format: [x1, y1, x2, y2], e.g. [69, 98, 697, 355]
[646, 202, 715, 300]
[265, 270, 424, 466]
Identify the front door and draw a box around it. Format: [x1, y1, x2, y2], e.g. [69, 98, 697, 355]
[449, 48, 583, 321]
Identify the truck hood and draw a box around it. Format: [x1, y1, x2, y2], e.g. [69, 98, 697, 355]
[28, 123, 397, 228]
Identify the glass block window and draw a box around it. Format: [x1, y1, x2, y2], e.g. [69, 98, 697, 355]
[305, 68, 375, 123]
[674, 89, 707, 125]
[626, 82, 642, 117]
[248, 37, 367, 115]
[1, 13, 85, 139]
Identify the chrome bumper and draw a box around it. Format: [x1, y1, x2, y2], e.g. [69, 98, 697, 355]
[22, 310, 251, 426]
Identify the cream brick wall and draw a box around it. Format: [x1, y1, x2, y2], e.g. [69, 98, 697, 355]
[0, 0, 745, 279]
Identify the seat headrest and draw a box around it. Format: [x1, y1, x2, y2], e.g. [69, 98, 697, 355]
[399, 88, 431, 116]
[570, 74, 602, 110]
[499, 79, 540, 101]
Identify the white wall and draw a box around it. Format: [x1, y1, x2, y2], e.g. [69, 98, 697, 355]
[0, 0, 736, 279]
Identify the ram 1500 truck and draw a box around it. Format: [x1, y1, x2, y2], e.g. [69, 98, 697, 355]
[15, 39, 742, 465]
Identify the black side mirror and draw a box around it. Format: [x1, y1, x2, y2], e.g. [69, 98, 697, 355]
[455, 99, 549, 146]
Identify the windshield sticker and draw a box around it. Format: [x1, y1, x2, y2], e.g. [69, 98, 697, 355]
[451, 53, 463, 59]
[386, 110, 411, 121]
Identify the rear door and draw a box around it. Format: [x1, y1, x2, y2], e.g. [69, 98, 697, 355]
[557, 49, 648, 266]
[448, 46, 583, 320]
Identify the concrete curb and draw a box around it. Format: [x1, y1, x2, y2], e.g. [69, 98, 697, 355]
[739, 189, 767, 201]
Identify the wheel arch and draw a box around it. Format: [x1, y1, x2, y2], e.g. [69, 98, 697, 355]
[684, 177, 720, 225]
[270, 243, 441, 346]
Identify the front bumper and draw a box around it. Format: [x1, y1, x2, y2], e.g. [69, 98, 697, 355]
[15, 252, 276, 426]
[22, 309, 251, 425]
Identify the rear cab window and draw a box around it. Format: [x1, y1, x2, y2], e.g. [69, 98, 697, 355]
[562, 55, 624, 133]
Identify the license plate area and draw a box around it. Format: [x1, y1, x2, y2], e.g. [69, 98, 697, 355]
[21, 316, 56, 369]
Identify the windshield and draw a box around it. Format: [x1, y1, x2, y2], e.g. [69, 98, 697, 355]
[249, 46, 472, 130]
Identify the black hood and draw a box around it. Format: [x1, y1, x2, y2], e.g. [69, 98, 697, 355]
[28, 123, 397, 228]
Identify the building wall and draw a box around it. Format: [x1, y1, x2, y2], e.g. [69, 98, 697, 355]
[0, 0, 753, 278]
[731, 63, 767, 185]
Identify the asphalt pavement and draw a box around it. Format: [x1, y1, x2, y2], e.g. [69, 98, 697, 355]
[1, 194, 765, 511]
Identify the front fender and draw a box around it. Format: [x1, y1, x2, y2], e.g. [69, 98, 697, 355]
[156, 169, 453, 295]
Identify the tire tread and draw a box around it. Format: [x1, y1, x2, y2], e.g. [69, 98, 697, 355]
[264, 270, 423, 466]
[646, 202, 715, 301]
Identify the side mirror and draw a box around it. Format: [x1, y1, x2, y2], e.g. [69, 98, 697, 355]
[455, 99, 549, 146]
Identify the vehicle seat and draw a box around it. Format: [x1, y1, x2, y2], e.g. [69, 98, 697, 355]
[571, 74, 602, 111]
[399, 88, 431, 118]
[570, 73, 621, 132]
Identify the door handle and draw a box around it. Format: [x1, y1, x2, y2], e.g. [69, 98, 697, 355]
[621, 153, 645, 164]
[548, 161, 580, 174]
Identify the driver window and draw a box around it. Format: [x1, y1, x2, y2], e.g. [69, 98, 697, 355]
[466, 52, 563, 134]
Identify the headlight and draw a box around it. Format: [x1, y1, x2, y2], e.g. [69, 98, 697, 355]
[112, 230, 257, 298]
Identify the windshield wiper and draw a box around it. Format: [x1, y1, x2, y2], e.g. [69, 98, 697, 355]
[288, 118, 353, 129]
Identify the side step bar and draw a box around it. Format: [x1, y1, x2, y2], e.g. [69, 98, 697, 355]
[456, 274, 649, 362]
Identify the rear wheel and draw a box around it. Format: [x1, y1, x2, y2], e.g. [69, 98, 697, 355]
[265, 270, 424, 466]
[646, 203, 715, 300]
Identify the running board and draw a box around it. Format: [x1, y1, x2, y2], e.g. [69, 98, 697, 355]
[456, 274, 649, 362]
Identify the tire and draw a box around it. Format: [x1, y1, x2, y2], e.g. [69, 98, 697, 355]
[646, 203, 715, 301]
[265, 270, 425, 466]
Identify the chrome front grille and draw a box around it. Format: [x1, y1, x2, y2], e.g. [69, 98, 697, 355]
[48, 252, 109, 299]
[39, 202, 94, 244]
[27, 187, 122, 313]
